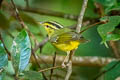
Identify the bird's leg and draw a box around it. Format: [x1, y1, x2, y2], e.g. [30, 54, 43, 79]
[65, 50, 74, 80]
[66, 50, 75, 66]
[62, 51, 70, 68]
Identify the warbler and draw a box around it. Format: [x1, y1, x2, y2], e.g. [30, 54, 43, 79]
[40, 21, 87, 67]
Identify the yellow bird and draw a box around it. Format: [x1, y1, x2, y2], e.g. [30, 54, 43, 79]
[40, 21, 87, 67]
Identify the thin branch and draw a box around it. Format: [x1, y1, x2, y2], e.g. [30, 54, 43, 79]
[38, 66, 62, 73]
[11, 0, 38, 46]
[65, 0, 88, 79]
[37, 55, 118, 80]
[50, 52, 57, 80]
[0, 32, 11, 59]
[80, 21, 105, 34]
[5, 31, 14, 39]
[109, 41, 120, 58]
[76, 0, 88, 33]
[11, 0, 27, 30]
[18, 7, 78, 20]
[10, 0, 47, 79]
[31, 48, 48, 80]
[33, 37, 49, 52]
[38, 55, 116, 67]
[33, 38, 50, 68]
[18, 6, 100, 22]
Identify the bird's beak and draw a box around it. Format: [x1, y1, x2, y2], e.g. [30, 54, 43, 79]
[39, 22, 43, 24]
[79, 37, 90, 43]
[37, 22, 43, 25]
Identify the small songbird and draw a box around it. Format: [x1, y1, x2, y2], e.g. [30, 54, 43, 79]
[40, 21, 87, 67]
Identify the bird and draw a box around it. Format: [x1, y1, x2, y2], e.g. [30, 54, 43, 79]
[40, 21, 87, 67]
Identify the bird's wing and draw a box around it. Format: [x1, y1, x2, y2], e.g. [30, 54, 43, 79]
[51, 32, 76, 44]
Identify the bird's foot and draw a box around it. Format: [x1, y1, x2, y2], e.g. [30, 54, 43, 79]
[62, 61, 71, 68]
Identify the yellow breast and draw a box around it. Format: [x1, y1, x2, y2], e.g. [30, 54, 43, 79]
[53, 41, 80, 52]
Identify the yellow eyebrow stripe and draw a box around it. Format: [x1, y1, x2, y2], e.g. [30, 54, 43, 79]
[43, 23, 59, 29]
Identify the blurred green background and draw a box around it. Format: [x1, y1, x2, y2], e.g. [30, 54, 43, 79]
[2, 0, 118, 80]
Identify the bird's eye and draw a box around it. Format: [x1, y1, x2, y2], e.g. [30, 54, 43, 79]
[46, 25, 49, 28]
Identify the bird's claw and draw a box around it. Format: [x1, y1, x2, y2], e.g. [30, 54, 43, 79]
[62, 62, 66, 68]
[62, 61, 71, 68]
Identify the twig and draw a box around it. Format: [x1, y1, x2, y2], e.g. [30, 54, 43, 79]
[38, 55, 116, 67]
[33, 38, 49, 68]
[70, 1, 89, 79]
[5, 31, 14, 39]
[18, 7, 78, 20]
[38, 66, 62, 73]
[10, 0, 47, 79]
[10, 0, 38, 46]
[31, 48, 48, 80]
[11, 0, 27, 30]
[50, 52, 57, 80]
[18, 6, 100, 22]
[0, 32, 11, 59]
[64, 0, 88, 79]
[33, 37, 49, 52]
[80, 21, 105, 34]
[109, 41, 120, 58]
[76, 0, 88, 33]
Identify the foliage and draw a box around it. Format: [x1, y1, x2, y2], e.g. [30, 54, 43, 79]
[98, 61, 120, 80]
[0, 0, 120, 80]
[97, 16, 120, 43]
[11, 30, 31, 73]
[0, 30, 43, 80]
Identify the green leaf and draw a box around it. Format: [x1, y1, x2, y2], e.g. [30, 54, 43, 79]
[97, 16, 120, 42]
[105, 34, 120, 41]
[101, 61, 118, 72]
[24, 71, 43, 80]
[100, 61, 120, 80]
[0, 40, 8, 69]
[100, 16, 109, 22]
[11, 30, 31, 73]
[4, 61, 15, 75]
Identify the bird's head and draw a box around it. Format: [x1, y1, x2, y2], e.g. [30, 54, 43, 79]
[40, 21, 63, 37]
